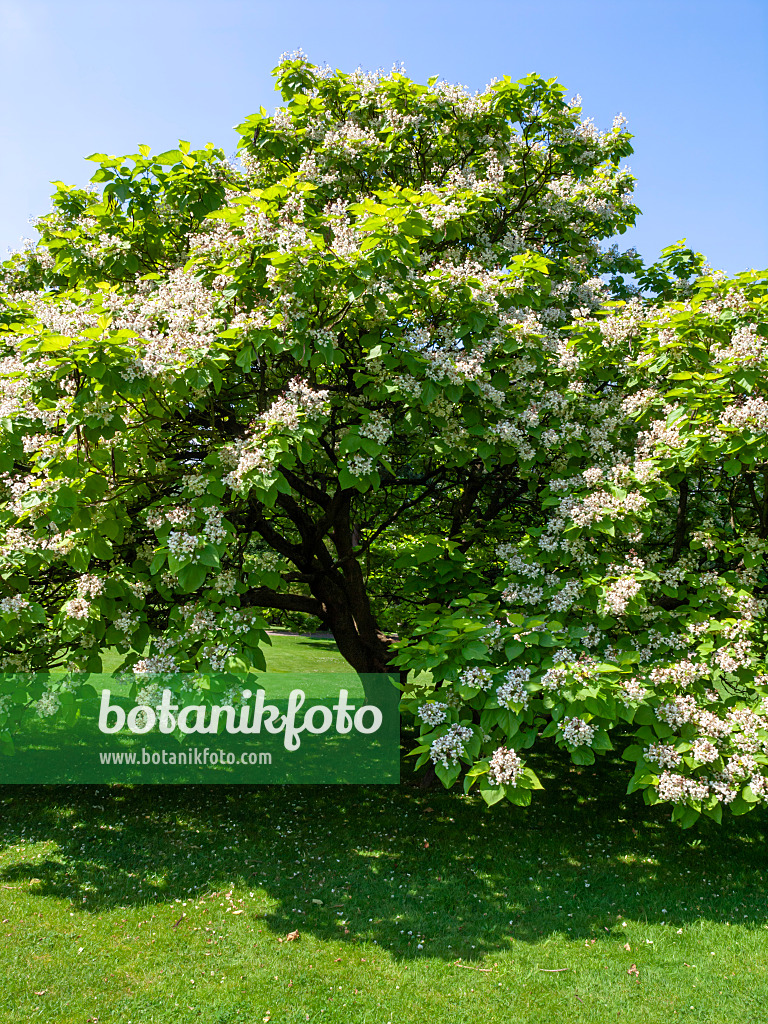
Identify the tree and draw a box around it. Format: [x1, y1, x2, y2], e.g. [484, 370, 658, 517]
[0, 53, 766, 825]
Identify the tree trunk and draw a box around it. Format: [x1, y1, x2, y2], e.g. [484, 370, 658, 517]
[309, 575, 398, 701]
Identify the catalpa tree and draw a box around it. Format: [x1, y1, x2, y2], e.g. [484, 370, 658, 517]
[1, 53, 766, 825]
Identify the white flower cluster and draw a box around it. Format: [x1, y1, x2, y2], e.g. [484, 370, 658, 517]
[133, 653, 178, 678]
[712, 324, 767, 366]
[696, 710, 732, 740]
[322, 120, 382, 156]
[656, 694, 699, 729]
[418, 701, 448, 726]
[719, 396, 768, 435]
[691, 738, 719, 763]
[552, 648, 578, 664]
[180, 605, 218, 634]
[135, 682, 166, 709]
[497, 545, 543, 578]
[263, 379, 330, 429]
[489, 420, 536, 461]
[636, 413, 684, 458]
[221, 441, 272, 494]
[644, 742, 681, 768]
[429, 723, 473, 768]
[102, 267, 221, 379]
[549, 579, 582, 613]
[649, 659, 708, 688]
[617, 679, 648, 705]
[347, 454, 374, 477]
[63, 597, 91, 620]
[541, 666, 568, 691]
[703, 774, 738, 805]
[201, 508, 227, 546]
[220, 609, 253, 636]
[483, 619, 509, 652]
[35, 692, 61, 718]
[621, 388, 658, 418]
[560, 717, 595, 747]
[180, 473, 209, 496]
[213, 569, 239, 595]
[167, 532, 201, 559]
[502, 583, 544, 606]
[748, 773, 768, 801]
[0, 594, 29, 614]
[76, 574, 104, 599]
[715, 640, 753, 674]
[114, 609, 140, 634]
[603, 575, 642, 616]
[487, 746, 523, 787]
[202, 643, 235, 672]
[496, 667, 531, 709]
[599, 297, 646, 349]
[459, 666, 493, 691]
[726, 707, 764, 751]
[146, 506, 195, 531]
[358, 411, 392, 445]
[657, 771, 710, 804]
[572, 490, 649, 529]
[222, 379, 329, 494]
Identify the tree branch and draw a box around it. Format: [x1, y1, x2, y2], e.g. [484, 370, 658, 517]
[240, 587, 325, 619]
[672, 478, 689, 562]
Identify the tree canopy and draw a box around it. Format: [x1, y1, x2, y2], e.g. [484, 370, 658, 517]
[1, 53, 767, 826]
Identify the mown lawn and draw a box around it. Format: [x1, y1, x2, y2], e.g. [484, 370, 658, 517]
[1, 634, 767, 1023]
[67, 632, 355, 694]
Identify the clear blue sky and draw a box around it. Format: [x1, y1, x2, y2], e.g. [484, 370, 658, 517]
[1, 0, 765, 275]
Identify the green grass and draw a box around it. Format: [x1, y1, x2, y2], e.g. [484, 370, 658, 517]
[83, 632, 355, 687]
[1, 635, 767, 1023]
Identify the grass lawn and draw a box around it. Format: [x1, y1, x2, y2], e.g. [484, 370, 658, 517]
[74, 633, 356, 692]
[1, 634, 767, 1023]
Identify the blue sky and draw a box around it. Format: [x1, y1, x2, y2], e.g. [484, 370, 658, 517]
[1, 0, 765, 275]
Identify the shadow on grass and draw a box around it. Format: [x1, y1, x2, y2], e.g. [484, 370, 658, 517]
[1, 741, 766, 961]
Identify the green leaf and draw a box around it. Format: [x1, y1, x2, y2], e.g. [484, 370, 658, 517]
[155, 149, 183, 166]
[506, 787, 533, 807]
[149, 550, 166, 575]
[90, 536, 113, 560]
[622, 744, 644, 761]
[679, 805, 701, 829]
[462, 641, 489, 661]
[81, 474, 108, 499]
[198, 545, 221, 568]
[177, 563, 207, 593]
[480, 780, 507, 806]
[433, 760, 461, 788]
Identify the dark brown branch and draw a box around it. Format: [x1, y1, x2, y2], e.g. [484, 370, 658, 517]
[746, 473, 767, 538]
[672, 478, 689, 562]
[240, 587, 324, 618]
[279, 465, 332, 511]
[449, 471, 483, 539]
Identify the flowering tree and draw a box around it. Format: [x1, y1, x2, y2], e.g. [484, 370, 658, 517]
[398, 256, 768, 826]
[0, 53, 766, 825]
